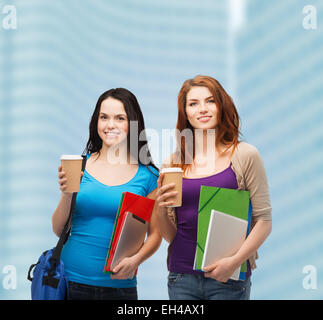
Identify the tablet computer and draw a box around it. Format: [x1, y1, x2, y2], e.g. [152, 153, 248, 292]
[202, 210, 248, 280]
[110, 211, 148, 276]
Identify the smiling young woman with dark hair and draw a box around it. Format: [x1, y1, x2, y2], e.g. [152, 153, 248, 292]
[52, 88, 161, 300]
[85, 88, 158, 172]
[156, 75, 272, 300]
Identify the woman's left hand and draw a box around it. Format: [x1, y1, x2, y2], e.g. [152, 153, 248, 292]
[203, 256, 240, 283]
[110, 256, 140, 280]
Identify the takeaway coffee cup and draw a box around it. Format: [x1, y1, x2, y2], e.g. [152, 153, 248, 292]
[160, 167, 183, 207]
[60, 155, 83, 193]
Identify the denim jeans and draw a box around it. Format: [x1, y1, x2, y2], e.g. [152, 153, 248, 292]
[168, 272, 251, 300]
[67, 281, 138, 300]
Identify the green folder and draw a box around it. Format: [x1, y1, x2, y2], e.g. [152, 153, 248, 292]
[194, 186, 250, 274]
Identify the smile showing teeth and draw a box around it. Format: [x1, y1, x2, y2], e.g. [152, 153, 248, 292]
[105, 132, 120, 137]
[198, 116, 212, 122]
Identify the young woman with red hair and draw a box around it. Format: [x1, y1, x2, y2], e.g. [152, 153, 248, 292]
[156, 75, 272, 300]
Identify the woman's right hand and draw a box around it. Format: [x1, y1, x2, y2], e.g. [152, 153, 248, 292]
[58, 165, 69, 194]
[58, 165, 84, 195]
[156, 173, 178, 209]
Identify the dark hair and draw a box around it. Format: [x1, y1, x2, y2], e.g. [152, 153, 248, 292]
[83, 88, 158, 174]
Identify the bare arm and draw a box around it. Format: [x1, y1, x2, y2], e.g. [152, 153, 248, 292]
[132, 189, 162, 265]
[204, 219, 272, 282]
[232, 219, 272, 267]
[52, 192, 73, 237]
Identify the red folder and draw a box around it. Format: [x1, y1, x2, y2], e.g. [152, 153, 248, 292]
[104, 192, 155, 274]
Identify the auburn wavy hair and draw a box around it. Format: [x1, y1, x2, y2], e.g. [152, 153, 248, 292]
[172, 75, 241, 172]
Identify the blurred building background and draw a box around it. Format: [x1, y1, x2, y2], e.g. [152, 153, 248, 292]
[235, 0, 323, 299]
[0, 0, 322, 299]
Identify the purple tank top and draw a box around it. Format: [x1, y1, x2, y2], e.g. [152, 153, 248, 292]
[168, 164, 251, 277]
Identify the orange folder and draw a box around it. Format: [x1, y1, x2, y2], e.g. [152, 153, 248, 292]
[104, 192, 155, 274]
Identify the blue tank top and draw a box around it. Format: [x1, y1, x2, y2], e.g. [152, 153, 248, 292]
[61, 155, 159, 288]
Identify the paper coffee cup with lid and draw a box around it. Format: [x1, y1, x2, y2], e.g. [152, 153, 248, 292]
[60, 155, 83, 193]
[160, 167, 183, 207]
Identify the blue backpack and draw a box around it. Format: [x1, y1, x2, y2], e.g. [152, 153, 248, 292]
[27, 248, 68, 300]
[27, 155, 86, 300]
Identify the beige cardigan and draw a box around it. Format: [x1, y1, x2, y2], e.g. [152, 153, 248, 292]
[166, 141, 272, 270]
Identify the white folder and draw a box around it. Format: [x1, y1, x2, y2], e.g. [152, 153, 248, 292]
[110, 211, 148, 276]
[201, 210, 248, 280]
